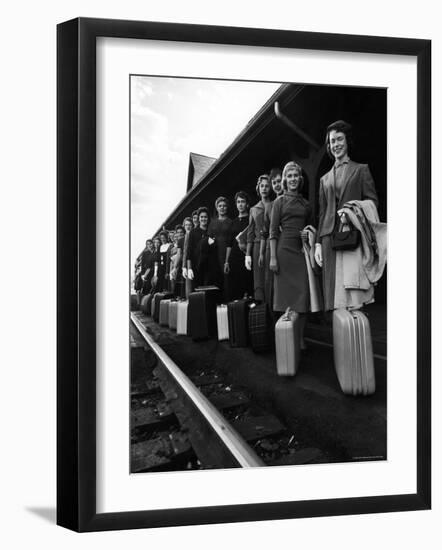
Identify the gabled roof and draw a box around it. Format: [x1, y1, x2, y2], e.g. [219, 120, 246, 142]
[186, 152, 217, 192]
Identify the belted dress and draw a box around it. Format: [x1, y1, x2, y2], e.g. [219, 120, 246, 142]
[269, 191, 313, 313]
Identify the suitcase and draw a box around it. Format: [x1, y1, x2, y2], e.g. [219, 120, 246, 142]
[168, 300, 179, 330]
[152, 292, 173, 323]
[130, 294, 139, 311]
[248, 302, 274, 353]
[275, 309, 300, 376]
[159, 298, 173, 326]
[140, 293, 152, 315]
[227, 297, 255, 347]
[194, 285, 222, 301]
[188, 287, 219, 341]
[176, 300, 189, 335]
[216, 305, 229, 341]
[333, 309, 375, 396]
[145, 293, 154, 316]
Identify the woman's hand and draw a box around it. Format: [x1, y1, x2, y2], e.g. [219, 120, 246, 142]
[208, 237, 215, 245]
[224, 262, 230, 274]
[170, 268, 176, 281]
[151, 276, 158, 289]
[337, 211, 348, 224]
[314, 243, 323, 268]
[182, 267, 188, 279]
[187, 268, 194, 281]
[258, 253, 264, 268]
[245, 255, 252, 271]
[269, 257, 279, 273]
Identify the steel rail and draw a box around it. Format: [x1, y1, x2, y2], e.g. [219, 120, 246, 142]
[130, 313, 265, 468]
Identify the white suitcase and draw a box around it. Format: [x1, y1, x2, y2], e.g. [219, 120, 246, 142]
[275, 309, 300, 376]
[168, 300, 179, 330]
[176, 300, 189, 335]
[216, 305, 229, 341]
[333, 309, 375, 395]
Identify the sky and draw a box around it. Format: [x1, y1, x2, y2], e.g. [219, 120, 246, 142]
[130, 76, 281, 265]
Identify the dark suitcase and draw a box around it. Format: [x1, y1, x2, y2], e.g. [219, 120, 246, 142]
[130, 294, 139, 311]
[333, 309, 375, 396]
[188, 286, 220, 341]
[194, 285, 222, 301]
[227, 297, 256, 347]
[159, 298, 173, 326]
[152, 292, 173, 323]
[145, 293, 154, 316]
[140, 293, 153, 315]
[248, 302, 274, 352]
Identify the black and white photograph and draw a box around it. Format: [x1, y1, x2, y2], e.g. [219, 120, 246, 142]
[1, 0, 437, 543]
[129, 76, 387, 473]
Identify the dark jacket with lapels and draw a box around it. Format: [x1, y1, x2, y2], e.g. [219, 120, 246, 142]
[317, 159, 379, 240]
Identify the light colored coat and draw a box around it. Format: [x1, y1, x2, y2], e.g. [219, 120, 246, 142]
[302, 225, 323, 312]
[334, 200, 387, 309]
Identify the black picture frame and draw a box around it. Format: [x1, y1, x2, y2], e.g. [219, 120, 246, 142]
[57, 17, 431, 532]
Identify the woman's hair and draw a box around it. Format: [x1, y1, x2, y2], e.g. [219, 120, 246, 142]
[159, 230, 169, 241]
[192, 210, 198, 218]
[215, 196, 229, 209]
[255, 174, 275, 199]
[282, 161, 304, 192]
[234, 190, 250, 207]
[325, 119, 354, 159]
[183, 216, 192, 225]
[197, 206, 209, 220]
[174, 224, 185, 233]
[269, 167, 282, 181]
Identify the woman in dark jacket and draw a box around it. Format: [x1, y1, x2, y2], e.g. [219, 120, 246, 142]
[314, 120, 378, 310]
[229, 191, 253, 300]
[246, 174, 274, 302]
[186, 207, 211, 288]
[181, 216, 194, 298]
[152, 230, 172, 292]
[140, 239, 155, 295]
[169, 225, 185, 297]
[207, 196, 233, 301]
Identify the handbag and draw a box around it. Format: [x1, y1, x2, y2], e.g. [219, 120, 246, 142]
[331, 216, 360, 251]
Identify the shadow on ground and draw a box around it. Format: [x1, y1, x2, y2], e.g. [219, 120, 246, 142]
[26, 507, 56, 524]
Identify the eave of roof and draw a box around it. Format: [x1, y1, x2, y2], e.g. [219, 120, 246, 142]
[159, 82, 304, 232]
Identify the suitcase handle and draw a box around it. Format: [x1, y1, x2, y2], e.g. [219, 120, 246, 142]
[281, 307, 292, 321]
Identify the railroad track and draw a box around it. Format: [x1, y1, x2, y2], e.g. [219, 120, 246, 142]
[130, 311, 313, 473]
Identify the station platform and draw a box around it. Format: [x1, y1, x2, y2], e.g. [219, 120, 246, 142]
[138, 303, 387, 465]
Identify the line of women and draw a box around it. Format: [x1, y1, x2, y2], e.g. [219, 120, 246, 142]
[134, 161, 313, 345]
[135, 120, 384, 350]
